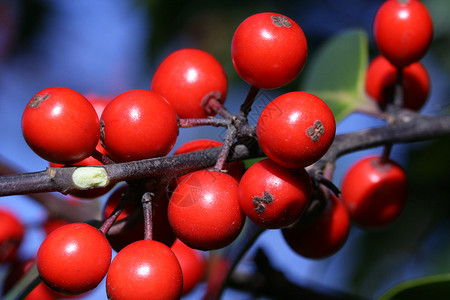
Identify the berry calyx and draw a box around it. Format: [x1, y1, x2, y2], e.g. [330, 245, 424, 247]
[168, 170, 245, 250]
[231, 12, 307, 89]
[100, 89, 178, 162]
[282, 192, 350, 259]
[238, 158, 311, 229]
[151, 48, 228, 118]
[106, 240, 183, 300]
[373, 0, 433, 67]
[340, 156, 408, 228]
[36, 223, 111, 295]
[365, 55, 430, 111]
[256, 91, 336, 169]
[21, 87, 100, 164]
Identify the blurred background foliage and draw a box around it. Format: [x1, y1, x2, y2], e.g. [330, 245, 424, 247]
[0, 0, 449, 299]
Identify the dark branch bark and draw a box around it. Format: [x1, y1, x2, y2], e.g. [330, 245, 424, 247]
[0, 111, 449, 197]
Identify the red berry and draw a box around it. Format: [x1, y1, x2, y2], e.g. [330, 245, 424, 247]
[151, 48, 228, 118]
[172, 139, 244, 187]
[0, 209, 24, 263]
[365, 55, 430, 111]
[36, 223, 111, 295]
[171, 239, 206, 295]
[341, 156, 407, 228]
[256, 91, 335, 169]
[42, 218, 69, 236]
[239, 158, 311, 229]
[106, 240, 183, 300]
[231, 12, 307, 89]
[100, 89, 178, 162]
[282, 193, 350, 259]
[168, 170, 245, 250]
[22, 87, 100, 164]
[373, 0, 433, 67]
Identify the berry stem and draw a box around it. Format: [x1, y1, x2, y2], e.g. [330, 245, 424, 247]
[202, 96, 234, 120]
[178, 118, 230, 128]
[213, 124, 237, 171]
[99, 193, 126, 235]
[141, 192, 154, 240]
[239, 85, 260, 120]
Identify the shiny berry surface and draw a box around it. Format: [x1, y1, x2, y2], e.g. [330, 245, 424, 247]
[100, 89, 178, 162]
[373, 0, 433, 67]
[231, 12, 307, 89]
[21, 87, 100, 164]
[257, 91, 335, 168]
[341, 156, 408, 228]
[106, 240, 183, 300]
[36, 223, 111, 295]
[168, 170, 245, 250]
[151, 48, 228, 118]
[239, 158, 311, 229]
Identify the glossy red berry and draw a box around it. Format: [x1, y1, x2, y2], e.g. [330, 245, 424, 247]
[100, 89, 178, 162]
[239, 158, 311, 229]
[172, 139, 244, 187]
[42, 218, 69, 236]
[22, 87, 100, 164]
[168, 170, 245, 250]
[341, 156, 407, 228]
[151, 48, 228, 118]
[282, 193, 350, 259]
[0, 209, 24, 264]
[171, 239, 206, 295]
[106, 240, 183, 300]
[36, 223, 111, 295]
[231, 12, 307, 89]
[256, 91, 336, 169]
[365, 55, 430, 111]
[373, 0, 433, 68]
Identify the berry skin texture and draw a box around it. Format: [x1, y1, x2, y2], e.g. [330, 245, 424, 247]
[0, 209, 24, 263]
[36, 223, 111, 295]
[151, 48, 228, 118]
[21, 87, 100, 164]
[231, 12, 307, 89]
[171, 239, 206, 295]
[282, 193, 350, 259]
[168, 170, 245, 250]
[106, 240, 183, 300]
[256, 91, 336, 169]
[239, 158, 312, 229]
[373, 0, 433, 68]
[341, 156, 407, 229]
[100, 89, 178, 162]
[365, 55, 430, 111]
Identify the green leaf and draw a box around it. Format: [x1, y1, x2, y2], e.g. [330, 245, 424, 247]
[301, 29, 373, 122]
[378, 274, 450, 300]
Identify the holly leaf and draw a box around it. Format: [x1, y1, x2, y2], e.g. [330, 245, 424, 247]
[378, 274, 450, 300]
[301, 29, 374, 122]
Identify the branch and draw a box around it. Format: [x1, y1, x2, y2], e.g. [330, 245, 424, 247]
[0, 111, 449, 197]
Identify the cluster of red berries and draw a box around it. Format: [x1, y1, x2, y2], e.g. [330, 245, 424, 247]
[340, 0, 433, 230]
[2, 2, 434, 298]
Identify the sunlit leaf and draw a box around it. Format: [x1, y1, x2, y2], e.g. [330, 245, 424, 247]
[301, 29, 373, 122]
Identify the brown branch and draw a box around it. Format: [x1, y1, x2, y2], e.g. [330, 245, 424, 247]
[0, 111, 449, 197]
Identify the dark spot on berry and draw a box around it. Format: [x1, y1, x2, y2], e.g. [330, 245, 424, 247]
[29, 93, 50, 108]
[271, 15, 291, 28]
[252, 191, 274, 213]
[307, 120, 325, 142]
